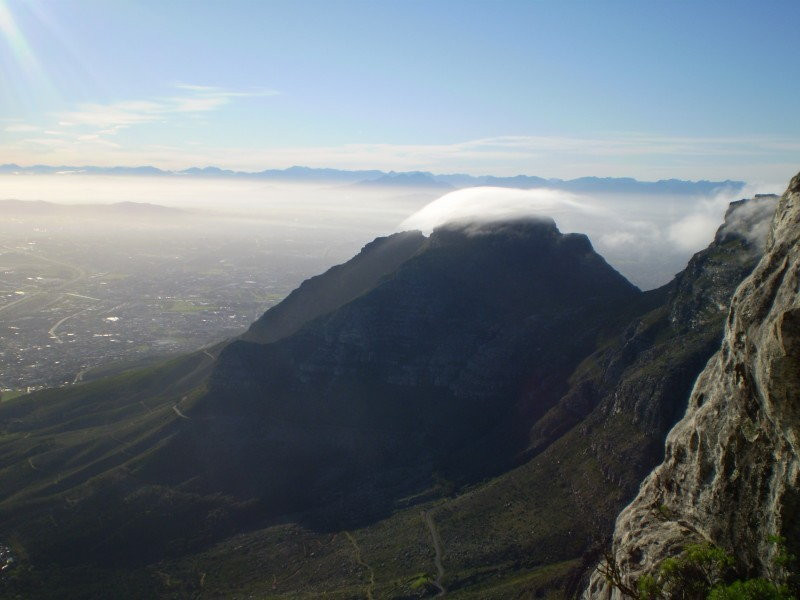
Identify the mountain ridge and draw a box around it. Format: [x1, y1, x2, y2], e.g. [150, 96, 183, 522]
[0, 163, 745, 195]
[0, 198, 187, 217]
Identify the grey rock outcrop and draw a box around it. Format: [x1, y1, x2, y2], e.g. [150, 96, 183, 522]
[585, 173, 800, 598]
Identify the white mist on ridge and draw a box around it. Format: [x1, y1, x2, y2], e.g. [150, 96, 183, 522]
[0, 173, 773, 290]
[399, 184, 767, 290]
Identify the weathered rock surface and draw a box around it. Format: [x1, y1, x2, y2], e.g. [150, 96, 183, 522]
[585, 174, 800, 598]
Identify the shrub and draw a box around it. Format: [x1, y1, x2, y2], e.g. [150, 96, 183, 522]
[598, 536, 799, 600]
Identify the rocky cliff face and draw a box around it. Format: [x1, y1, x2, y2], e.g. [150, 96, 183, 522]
[585, 174, 800, 598]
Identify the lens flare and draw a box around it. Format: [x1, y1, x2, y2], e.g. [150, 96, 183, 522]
[0, 0, 57, 107]
[0, 0, 44, 75]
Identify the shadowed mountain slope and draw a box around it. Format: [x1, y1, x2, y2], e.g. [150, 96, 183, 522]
[243, 230, 426, 344]
[0, 198, 778, 598]
[187, 219, 640, 510]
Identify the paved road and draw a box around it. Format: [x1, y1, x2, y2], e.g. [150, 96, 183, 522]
[49, 308, 88, 343]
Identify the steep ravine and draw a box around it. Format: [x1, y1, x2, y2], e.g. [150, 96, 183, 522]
[585, 172, 800, 598]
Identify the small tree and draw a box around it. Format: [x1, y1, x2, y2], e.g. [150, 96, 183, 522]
[599, 537, 799, 600]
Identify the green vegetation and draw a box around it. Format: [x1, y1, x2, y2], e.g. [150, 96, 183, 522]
[600, 538, 799, 599]
[709, 579, 795, 600]
[0, 390, 27, 402]
[409, 573, 433, 590]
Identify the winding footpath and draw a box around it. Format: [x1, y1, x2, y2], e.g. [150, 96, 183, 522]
[344, 531, 375, 600]
[422, 510, 446, 597]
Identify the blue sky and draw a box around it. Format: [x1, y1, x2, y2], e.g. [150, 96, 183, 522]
[1, 0, 798, 183]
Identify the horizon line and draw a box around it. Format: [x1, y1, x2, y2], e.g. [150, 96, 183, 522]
[0, 162, 746, 186]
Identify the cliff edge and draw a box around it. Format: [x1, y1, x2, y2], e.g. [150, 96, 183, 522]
[585, 172, 800, 597]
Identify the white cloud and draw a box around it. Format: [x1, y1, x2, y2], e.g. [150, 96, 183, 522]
[0, 84, 281, 166]
[173, 83, 221, 92]
[396, 182, 772, 290]
[599, 231, 639, 247]
[169, 95, 230, 113]
[667, 213, 722, 251]
[4, 123, 39, 132]
[51, 84, 278, 132]
[399, 187, 598, 232]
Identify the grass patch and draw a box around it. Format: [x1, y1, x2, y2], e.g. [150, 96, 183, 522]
[0, 389, 27, 402]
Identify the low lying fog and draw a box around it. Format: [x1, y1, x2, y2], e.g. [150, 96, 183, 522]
[0, 174, 772, 290]
[400, 185, 769, 289]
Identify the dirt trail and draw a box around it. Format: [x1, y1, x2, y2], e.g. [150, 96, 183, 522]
[422, 510, 446, 596]
[72, 366, 91, 384]
[172, 405, 190, 419]
[172, 397, 191, 420]
[345, 531, 376, 600]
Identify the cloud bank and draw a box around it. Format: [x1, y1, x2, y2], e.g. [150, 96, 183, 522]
[0, 172, 777, 291]
[399, 185, 768, 289]
[399, 187, 601, 232]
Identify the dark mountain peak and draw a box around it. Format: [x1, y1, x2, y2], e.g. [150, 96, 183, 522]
[202, 216, 644, 507]
[244, 217, 634, 351]
[423, 217, 619, 294]
[243, 229, 426, 344]
[426, 217, 572, 252]
[431, 215, 558, 239]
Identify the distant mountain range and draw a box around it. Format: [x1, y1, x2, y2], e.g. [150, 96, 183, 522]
[0, 163, 745, 195]
[0, 199, 186, 217]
